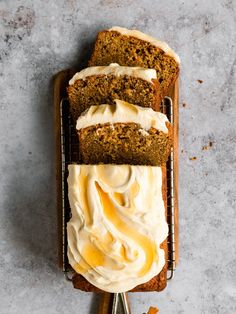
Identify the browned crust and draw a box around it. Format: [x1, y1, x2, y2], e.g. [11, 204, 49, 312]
[72, 166, 168, 292]
[151, 78, 162, 112]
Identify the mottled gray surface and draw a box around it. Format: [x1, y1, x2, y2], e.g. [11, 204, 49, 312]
[0, 0, 236, 313]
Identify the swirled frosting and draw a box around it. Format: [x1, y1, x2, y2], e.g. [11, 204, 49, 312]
[67, 164, 168, 293]
[69, 63, 157, 85]
[76, 99, 170, 133]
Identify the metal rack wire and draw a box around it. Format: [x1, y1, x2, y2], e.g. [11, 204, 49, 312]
[59, 97, 176, 281]
[162, 97, 176, 280]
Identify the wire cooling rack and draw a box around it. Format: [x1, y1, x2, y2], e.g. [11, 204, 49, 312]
[59, 97, 176, 281]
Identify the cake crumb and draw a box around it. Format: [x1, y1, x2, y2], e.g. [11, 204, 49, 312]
[182, 102, 187, 107]
[197, 79, 203, 84]
[147, 306, 159, 314]
[202, 141, 213, 150]
[189, 156, 197, 161]
[181, 149, 184, 153]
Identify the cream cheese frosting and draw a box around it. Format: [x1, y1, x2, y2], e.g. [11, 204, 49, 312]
[69, 63, 157, 85]
[67, 164, 168, 293]
[76, 99, 170, 133]
[109, 26, 180, 64]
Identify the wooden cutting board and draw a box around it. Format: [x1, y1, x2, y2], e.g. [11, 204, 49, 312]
[53, 69, 179, 271]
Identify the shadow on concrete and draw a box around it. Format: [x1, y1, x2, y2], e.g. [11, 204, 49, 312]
[89, 293, 101, 314]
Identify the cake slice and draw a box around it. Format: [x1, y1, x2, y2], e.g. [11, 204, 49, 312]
[67, 164, 168, 293]
[89, 26, 180, 100]
[67, 63, 162, 122]
[76, 99, 172, 166]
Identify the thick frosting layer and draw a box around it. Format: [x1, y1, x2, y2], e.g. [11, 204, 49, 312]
[76, 99, 169, 133]
[109, 26, 180, 64]
[67, 164, 168, 292]
[69, 63, 157, 85]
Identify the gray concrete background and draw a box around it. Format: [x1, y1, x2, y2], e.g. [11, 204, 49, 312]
[0, 0, 236, 313]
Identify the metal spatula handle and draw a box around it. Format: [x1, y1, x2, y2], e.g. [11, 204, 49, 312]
[112, 293, 130, 314]
[98, 292, 130, 314]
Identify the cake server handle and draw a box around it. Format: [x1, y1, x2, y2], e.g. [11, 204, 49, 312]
[98, 292, 130, 314]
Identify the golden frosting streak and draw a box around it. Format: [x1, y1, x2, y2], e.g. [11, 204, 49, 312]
[96, 182, 156, 276]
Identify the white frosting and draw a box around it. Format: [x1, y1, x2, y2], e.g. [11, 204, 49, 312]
[76, 99, 169, 133]
[109, 26, 180, 64]
[67, 164, 168, 293]
[69, 63, 157, 85]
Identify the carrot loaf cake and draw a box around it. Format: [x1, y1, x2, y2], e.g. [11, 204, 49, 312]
[76, 99, 172, 166]
[67, 63, 162, 121]
[89, 26, 180, 99]
[67, 164, 168, 293]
